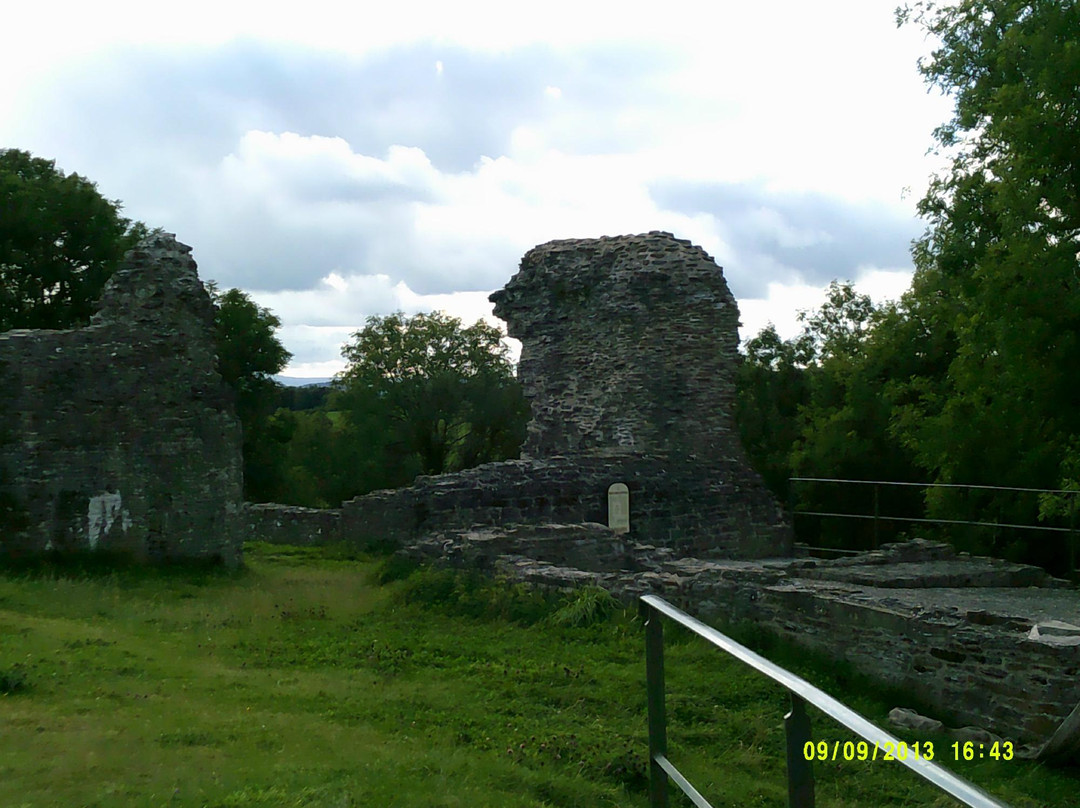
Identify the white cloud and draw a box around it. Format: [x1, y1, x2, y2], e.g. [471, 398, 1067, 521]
[854, 267, 915, 307]
[739, 267, 914, 344]
[323, 272, 348, 292]
[198, 126, 925, 373]
[252, 275, 516, 377]
[220, 131, 442, 204]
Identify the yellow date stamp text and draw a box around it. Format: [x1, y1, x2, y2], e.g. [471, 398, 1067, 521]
[803, 740, 1016, 763]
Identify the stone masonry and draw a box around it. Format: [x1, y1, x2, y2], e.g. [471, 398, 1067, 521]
[240, 231, 1080, 757]
[244, 503, 341, 548]
[0, 233, 243, 566]
[490, 231, 743, 460]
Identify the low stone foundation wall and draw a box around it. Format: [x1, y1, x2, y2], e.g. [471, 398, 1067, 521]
[694, 573, 1078, 753]
[339, 453, 791, 558]
[242, 503, 342, 546]
[403, 523, 630, 573]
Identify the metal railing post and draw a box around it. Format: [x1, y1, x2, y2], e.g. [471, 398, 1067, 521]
[1069, 491, 1078, 579]
[642, 601, 669, 808]
[790, 477, 1080, 564]
[785, 693, 815, 808]
[873, 484, 880, 550]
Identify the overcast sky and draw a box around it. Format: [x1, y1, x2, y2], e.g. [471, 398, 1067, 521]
[3, 0, 954, 377]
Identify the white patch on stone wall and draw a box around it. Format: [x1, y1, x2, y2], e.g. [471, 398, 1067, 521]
[1028, 620, 1080, 647]
[87, 492, 130, 549]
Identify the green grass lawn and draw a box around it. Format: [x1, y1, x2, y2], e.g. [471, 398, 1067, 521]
[0, 542, 1076, 807]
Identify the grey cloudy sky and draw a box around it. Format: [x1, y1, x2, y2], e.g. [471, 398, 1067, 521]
[2, 0, 953, 376]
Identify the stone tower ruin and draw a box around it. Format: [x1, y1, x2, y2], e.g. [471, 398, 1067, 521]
[0, 233, 243, 565]
[491, 231, 743, 461]
[338, 231, 791, 559]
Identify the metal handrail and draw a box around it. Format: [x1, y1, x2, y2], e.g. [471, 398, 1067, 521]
[789, 477, 1080, 496]
[640, 595, 1010, 808]
[788, 477, 1080, 571]
[798, 510, 1076, 534]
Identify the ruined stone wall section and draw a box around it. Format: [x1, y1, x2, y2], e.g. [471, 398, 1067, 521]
[730, 587, 1076, 749]
[242, 503, 343, 547]
[673, 582, 1079, 751]
[249, 232, 790, 554]
[0, 233, 243, 565]
[339, 453, 790, 558]
[490, 231, 742, 460]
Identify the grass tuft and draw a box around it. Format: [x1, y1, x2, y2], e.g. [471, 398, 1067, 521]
[395, 565, 557, 625]
[546, 586, 621, 628]
[373, 553, 419, 584]
[0, 663, 29, 694]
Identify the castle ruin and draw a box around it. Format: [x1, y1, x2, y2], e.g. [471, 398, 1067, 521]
[7, 228, 1075, 757]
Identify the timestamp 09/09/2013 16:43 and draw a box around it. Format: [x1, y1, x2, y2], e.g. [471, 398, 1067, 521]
[802, 740, 1016, 763]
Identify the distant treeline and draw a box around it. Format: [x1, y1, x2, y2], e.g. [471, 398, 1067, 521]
[277, 384, 332, 412]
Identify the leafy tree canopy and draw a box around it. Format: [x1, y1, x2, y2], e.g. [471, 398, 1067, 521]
[0, 149, 145, 331]
[737, 284, 923, 537]
[894, 0, 1080, 506]
[205, 283, 293, 502]
[338, 310, 513, 388]
[740, 2, 1080, 566]
[205, 283, 292, 415]
[335, 311, 527, 478]
[736, 2, 1080, 568]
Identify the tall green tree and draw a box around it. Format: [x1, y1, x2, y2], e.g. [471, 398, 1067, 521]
[206, 284, 293, 501]
[0, 149, 145, 331]
[737, 284, 924, 550]
[893, 0, 1080, 566]
[335, 311, 528, 480]
[737, 2, 1079, 566]
[736, 323, 812, 499]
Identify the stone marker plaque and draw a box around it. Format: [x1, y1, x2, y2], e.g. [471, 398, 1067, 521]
[608, 483, 630, 534]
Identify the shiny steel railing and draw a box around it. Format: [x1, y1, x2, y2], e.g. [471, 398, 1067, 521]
[640, 595, 1010, 808]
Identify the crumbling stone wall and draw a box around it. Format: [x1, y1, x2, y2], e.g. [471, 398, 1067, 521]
[339, 452, 787, 558]
[490, 231, 742, 459]
[0, 233, 243, 565]
[244, 503, 342, 547]
[333, 232, 791, 558]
